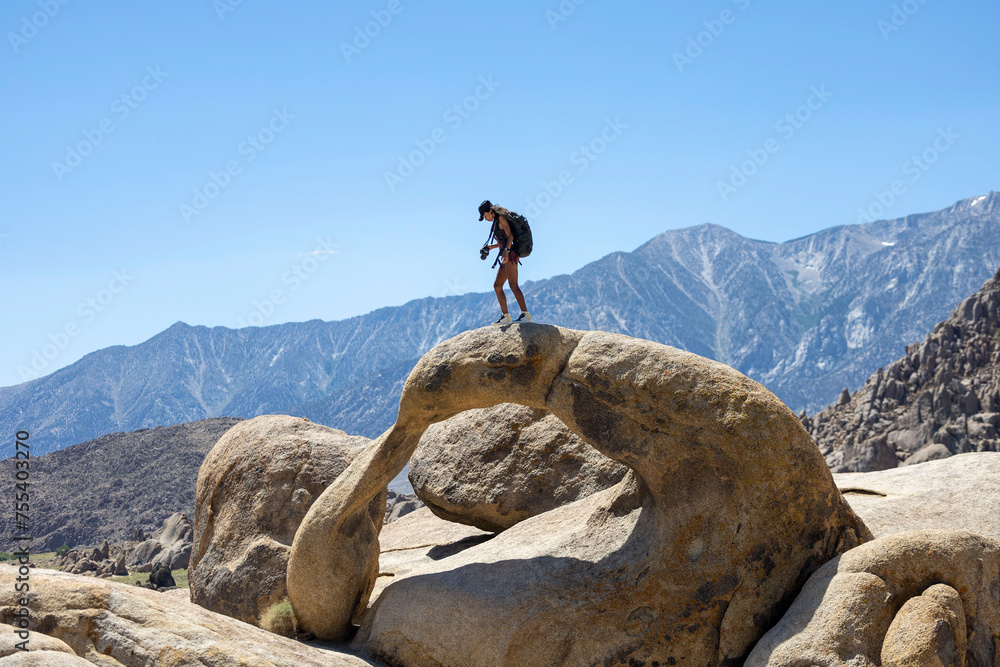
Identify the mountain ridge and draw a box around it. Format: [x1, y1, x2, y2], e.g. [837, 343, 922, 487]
[3, 192, 999, 455]
[806, 263, 1000, 471]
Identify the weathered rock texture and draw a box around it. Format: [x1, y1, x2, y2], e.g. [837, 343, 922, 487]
[0, 650, 95, 666]
[834, 452, 1000, 539]
[807, 265, 1000, 472]
[0, 565, 379, 666]
[0, 628, 78, 660]
[286, 324, 871, 665]
[189, 415, 386, 626]
[409, 402, 627, 531]
[746, 530, 1000, 667]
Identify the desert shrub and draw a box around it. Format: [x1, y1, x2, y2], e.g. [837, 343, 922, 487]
[55, 545, 71, 557]
[259, 598, 298, 637]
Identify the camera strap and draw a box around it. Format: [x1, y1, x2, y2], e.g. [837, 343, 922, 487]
[483, 226, 498, 267]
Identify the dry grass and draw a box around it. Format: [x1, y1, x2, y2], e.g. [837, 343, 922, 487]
[260, 598, 298, 637]
[0, 550, 61, 570]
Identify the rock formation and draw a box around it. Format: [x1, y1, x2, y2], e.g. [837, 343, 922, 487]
[286, 324, 871, 665]
[150, 512, 193, 571]
[881, 583, 966, 667]
[409, 403, 627, 531]
[807, 265, 1000, 471]
[189, 415, 386, 626]
[746, 530, 1000, 666]
[56, 541, 130, 579]
[383, 489, 422, 524]
[125, 512, 193, 573]
[124, 538, 160, 571]
[0, 565, 379, 666]
[834, 451, 1000, 539]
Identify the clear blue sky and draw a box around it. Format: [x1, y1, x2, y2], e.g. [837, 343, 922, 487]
[2, 0, 998, 387]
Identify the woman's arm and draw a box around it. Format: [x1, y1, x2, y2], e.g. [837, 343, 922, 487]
[497, 216, 513, 252]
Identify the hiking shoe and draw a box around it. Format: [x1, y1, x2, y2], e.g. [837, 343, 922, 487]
[515, 312, 533, 323]
[493, 312, 512, 326]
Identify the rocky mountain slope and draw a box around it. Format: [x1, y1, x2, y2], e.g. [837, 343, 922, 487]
[0, 418, 243, 551]
[806, 265, 1000, 471]
[2, 192, 999, 454]
[0, 416, 419, 552]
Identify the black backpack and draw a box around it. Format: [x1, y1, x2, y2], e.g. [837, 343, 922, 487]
[490, 208, 533, 258]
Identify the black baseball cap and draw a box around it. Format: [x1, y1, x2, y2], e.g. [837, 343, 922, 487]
[478, 200, 492, 221]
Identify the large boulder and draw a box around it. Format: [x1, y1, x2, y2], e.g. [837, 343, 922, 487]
[368, 506, 494, 609]
[150, 512, 193, 571]
[834, 451, 1000, 539]
[90, 540, 110, 562]
[124, 512, 193, 573]
[125, 539, 160, 569]
[189, 415, 386, 625]
[147, 562, 176, 589]
[409, 403, 628, 531]
[134, 512, 194, 572]
[0, 628, 77, 659]
[0, 565, 379, 666]
[287, 324, 871, 665]
[746, 530, 1000, 666]
[881, 583, 966, 667]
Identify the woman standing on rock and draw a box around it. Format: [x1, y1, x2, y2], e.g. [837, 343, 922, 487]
[478, 200, 533, 325]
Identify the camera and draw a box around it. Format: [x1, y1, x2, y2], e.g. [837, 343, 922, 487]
[480, 245, 490, 260]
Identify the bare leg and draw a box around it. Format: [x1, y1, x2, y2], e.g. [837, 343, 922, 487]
[493, 262, 509, 313]
[504, 260, 528, 312]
